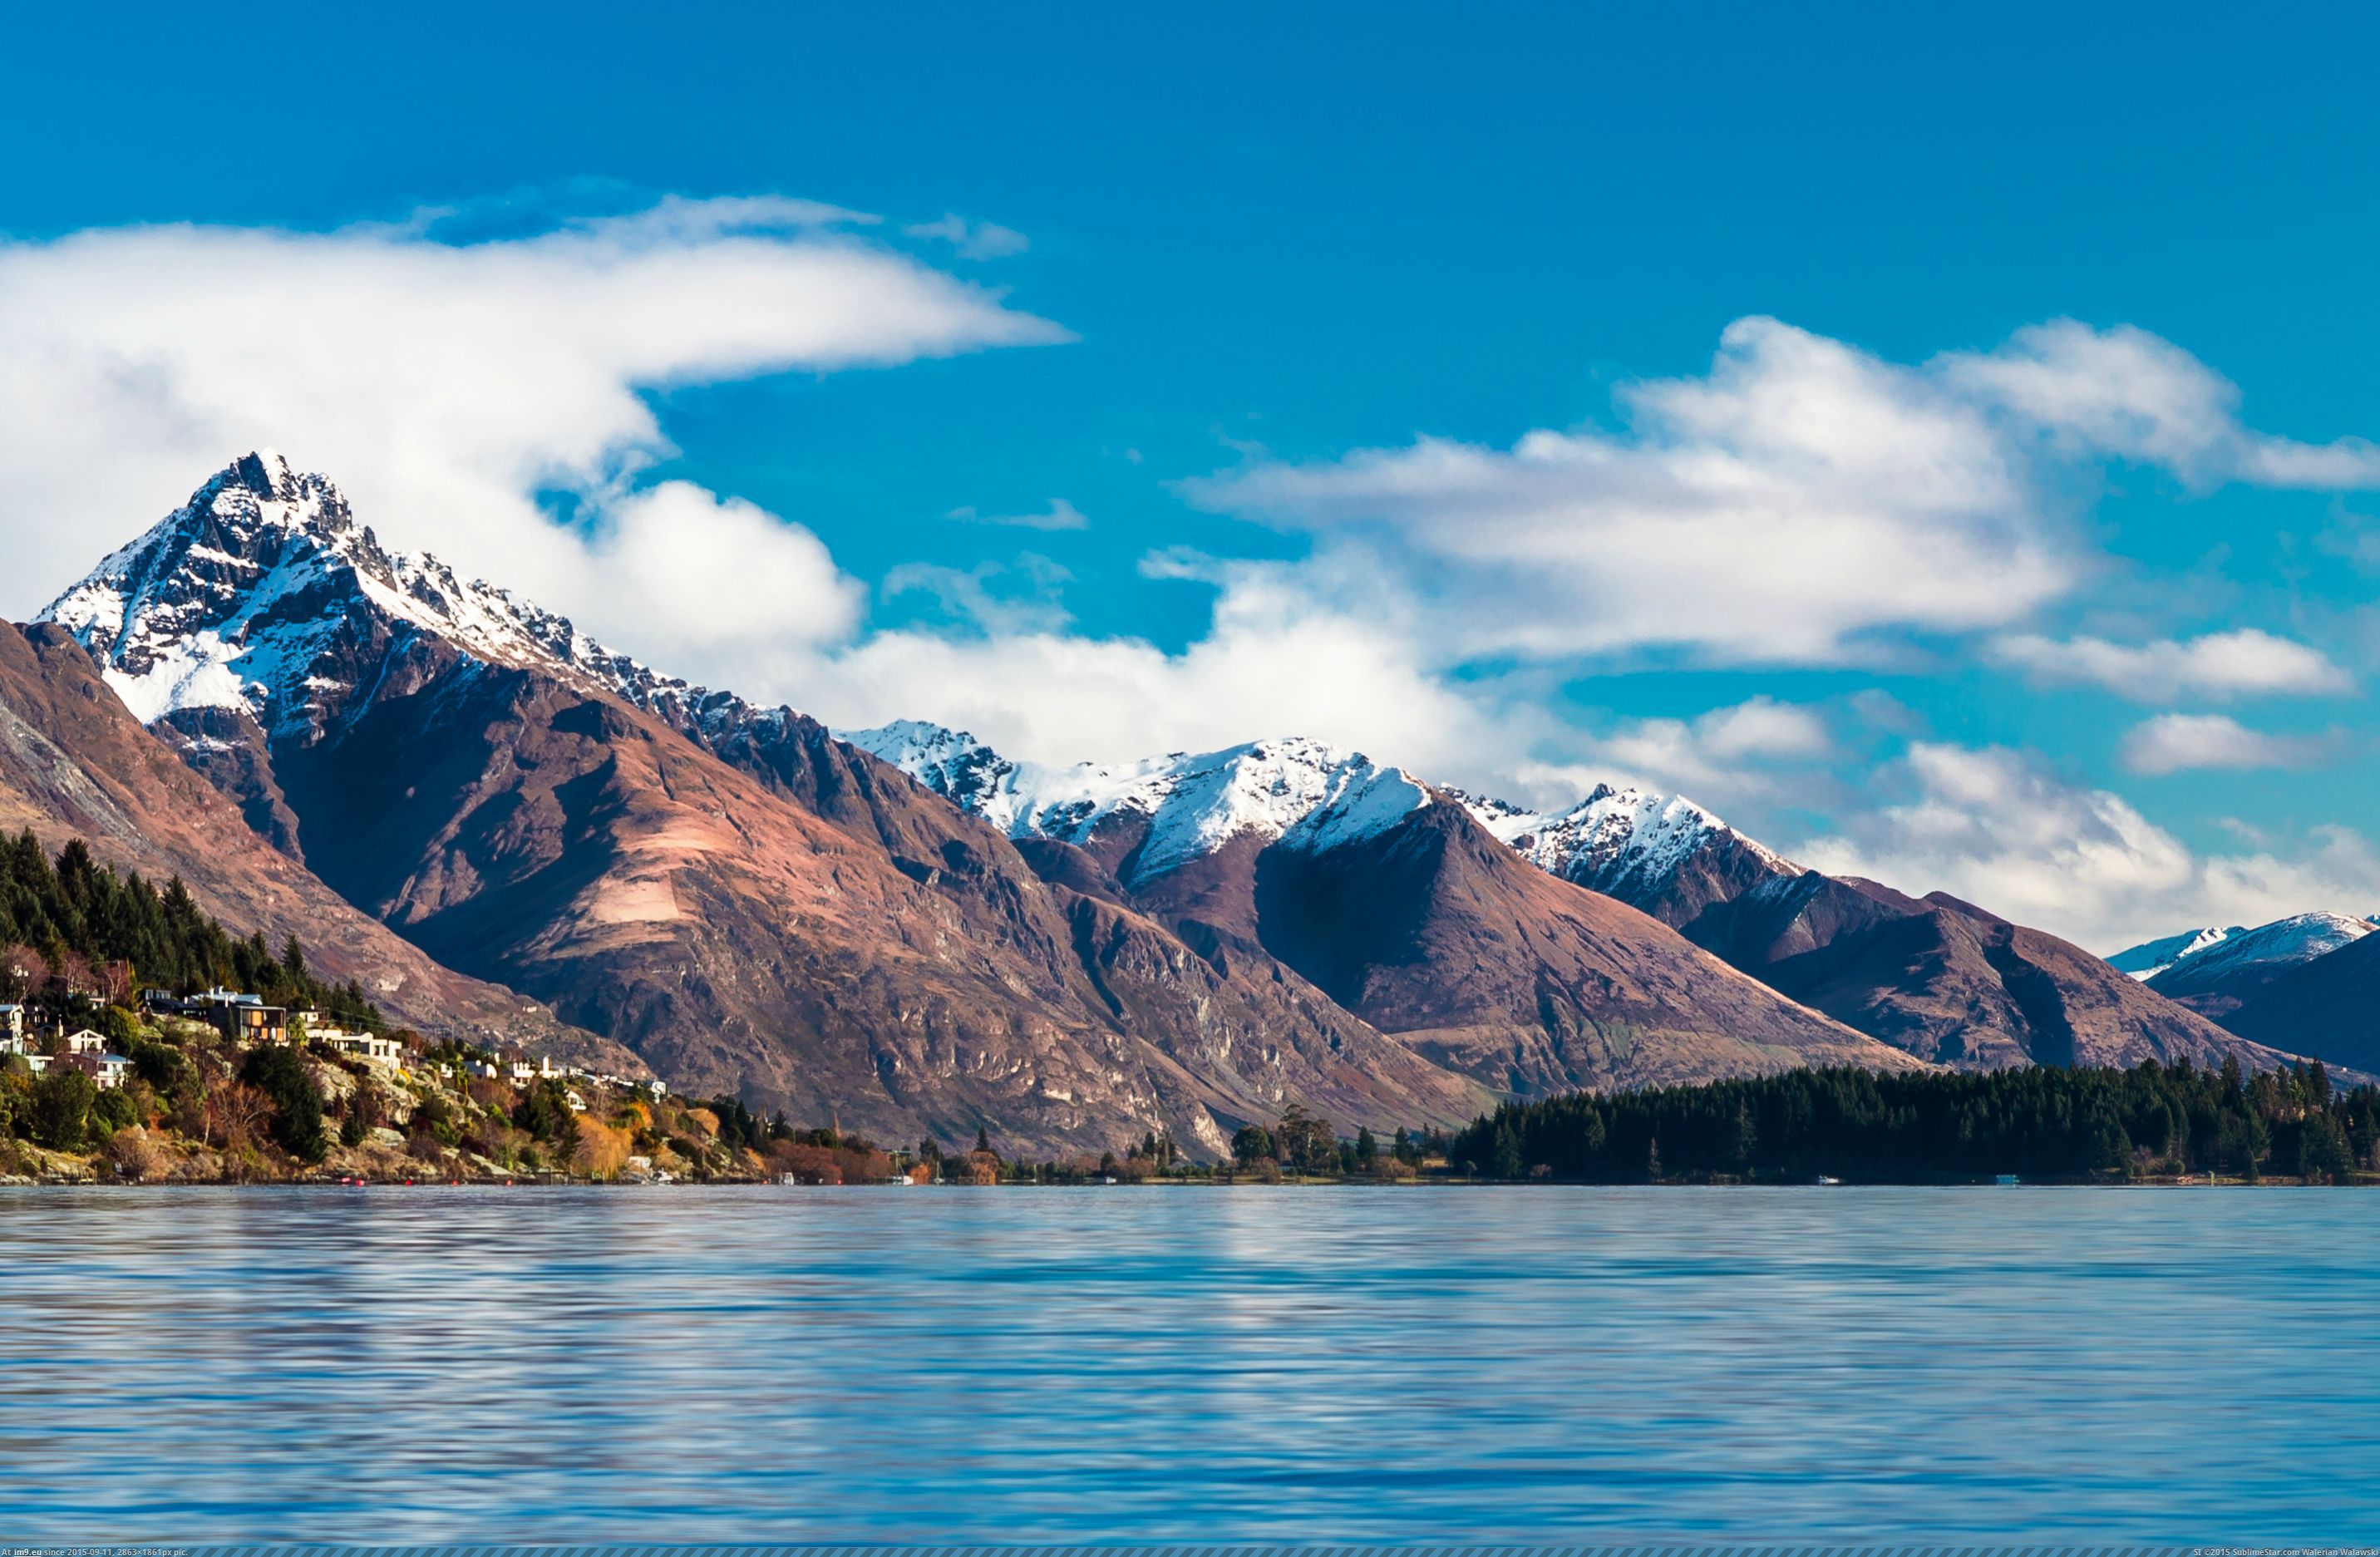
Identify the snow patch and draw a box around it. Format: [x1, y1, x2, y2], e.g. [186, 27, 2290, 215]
[2107, 925, 2239, 980]
[1461, 782, 1793, 899]
[2142, 912, 2373, 992]
[845, 724, 1432, 883]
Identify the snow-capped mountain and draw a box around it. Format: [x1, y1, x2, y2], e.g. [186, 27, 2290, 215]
[845, 718, 2314, 1077]
[1464, 784, 1796, 906]
[2142, 911, 2378, 1014]
[2106, 925, 2240, 981]
[842, 722, 1431, 885]
[37, 451, 772, 746]
[843, 718, 1781, 906]
[30, 453, 2336, 1115]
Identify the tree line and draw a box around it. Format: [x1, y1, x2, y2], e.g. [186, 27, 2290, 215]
[1448, 1057, 2379, 1183]
[0, 831, 383, 1030]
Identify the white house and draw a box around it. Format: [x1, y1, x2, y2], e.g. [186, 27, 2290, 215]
[0, 1003, 22, 1044]
[317, 1028, 404, 1065]
[62, 1050, 131, 1089]
[61, 1029, 108, 1056]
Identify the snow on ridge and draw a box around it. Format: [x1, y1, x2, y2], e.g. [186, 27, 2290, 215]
[842, 723, 1431, 882]
[37, 452, 775, 742]
[1276, 761, 1431, 856]
[2107, 925, 2239, 980]
[2145, 911, 2375, 988]
[843, 719, 1776, 898]
[1463, 781, 1792, 894]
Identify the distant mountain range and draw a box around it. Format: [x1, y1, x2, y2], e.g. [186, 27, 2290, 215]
[2110, 912, 2380, 1071]
[6, 451, 2356, 1154]
[850, 722, 2294, 1077]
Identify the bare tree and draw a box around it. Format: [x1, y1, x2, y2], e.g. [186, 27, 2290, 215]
[106, 1126, 164, 1183]
[52, 949, 95, 1001]
[205, 1082, 272, 1153]
[98, 959, 135, 1008]
[0, 944, 48, 1003]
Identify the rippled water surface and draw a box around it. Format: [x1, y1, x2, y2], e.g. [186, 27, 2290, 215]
[0, 1185, 2372, 1542]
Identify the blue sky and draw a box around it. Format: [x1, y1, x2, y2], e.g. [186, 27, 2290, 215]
[3, 2, 2378, 948]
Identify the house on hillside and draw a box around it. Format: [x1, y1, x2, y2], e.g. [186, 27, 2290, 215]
[319, 1029, 402, 1065]
[193, 991, 288, 1047]
[0, 1004, 22, 1047]
[61, 1029, 108, 1057]
[140, 989, 198, 1019]
[61, 1048, 131, 1090]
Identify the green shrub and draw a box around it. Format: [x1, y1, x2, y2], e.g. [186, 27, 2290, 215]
[239, 1046, 328, 1162]
[28, 1067, 96, 1152]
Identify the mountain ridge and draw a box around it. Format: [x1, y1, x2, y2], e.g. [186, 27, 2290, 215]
[855, 720, 2315, 1077]
[31, 452, 2343, 1143]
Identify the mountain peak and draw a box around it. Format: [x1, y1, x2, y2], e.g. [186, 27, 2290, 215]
[1466, 781, 1796, 903]
[187, 450, 360, 540]
[39, 456, 776, 742]
[843, 717, 1791, 912]
[224, 449, 300, 500]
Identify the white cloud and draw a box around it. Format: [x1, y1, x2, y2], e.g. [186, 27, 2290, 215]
[587, 480, 865, 686]
[882, 555, 1075, 636]
[944, 498, 1091, 531]
[904, 214, 1031, 260]
[1798, 742, 2380, 950]
[800, 559, 1530, 780]
[1190, 317, 2072, 666]
[1942, 319, 2380, 488]
[1190, 316, 2380, 675]
[0, 197, 1066, 660]
[1988, 628, 2353, 701]
[1501, 697, 1837, 813]
[13, 219, 2376, 953]
[2118, 713, 2337, 776]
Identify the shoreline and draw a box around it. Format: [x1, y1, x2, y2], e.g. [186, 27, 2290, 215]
[6, 1171, 2371, 1189]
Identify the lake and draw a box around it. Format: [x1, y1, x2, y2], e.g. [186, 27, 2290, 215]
[0, 1184, 2370, 1543]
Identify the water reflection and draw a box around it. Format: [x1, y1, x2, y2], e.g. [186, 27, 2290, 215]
[0, 1185, 2370, 1541]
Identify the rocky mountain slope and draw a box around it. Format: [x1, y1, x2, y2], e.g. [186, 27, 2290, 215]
[855, 722, 2301, 1076]
[38, 455, 1492, 1155]
[2221, 931, 2380, 1076]
[845, 721, 1922, 1091]
[0, 617, 637, 1072]
[1679, 875, 2303, 1072]
[42, 452, 2323, 1145]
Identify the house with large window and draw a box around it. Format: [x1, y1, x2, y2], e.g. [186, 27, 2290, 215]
[192, 991, 288, 1047]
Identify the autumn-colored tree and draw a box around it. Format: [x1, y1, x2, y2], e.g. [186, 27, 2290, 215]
[572, 1113, 633, 1179]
